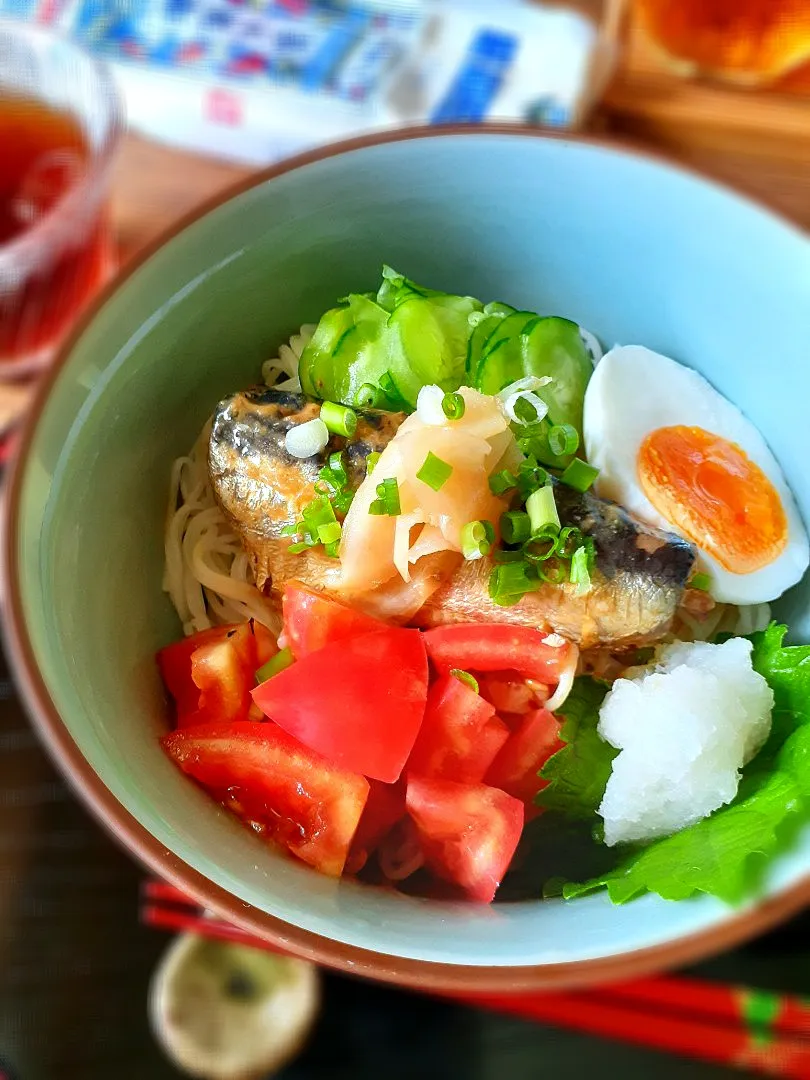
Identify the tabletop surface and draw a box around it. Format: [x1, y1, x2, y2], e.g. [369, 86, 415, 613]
[3, 86, 810, 1080]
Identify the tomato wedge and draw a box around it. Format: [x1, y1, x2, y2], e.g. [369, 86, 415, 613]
[486, 708, 563, 807]
[191, 628, 254, 726]
[479, 674, 539, 715]
[157, 625, 230, 717]
[162, 721, 369, 876]
[406, 777, 524, 902]
[408, 673, 509, 784]
[283, 583, 387, 658]
[346, 778, 407, 874]
[252, 628, 429, 783]
[158, 620, 277, 728]
[422, 625, 574, 686]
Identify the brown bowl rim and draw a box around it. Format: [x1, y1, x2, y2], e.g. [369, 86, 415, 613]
[4, 123, 809, 993]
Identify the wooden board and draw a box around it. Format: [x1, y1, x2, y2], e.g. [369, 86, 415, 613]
[598, 16, 810, 230]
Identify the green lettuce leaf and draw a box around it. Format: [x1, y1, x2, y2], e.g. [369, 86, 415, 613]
[559, 624, 810, 905]
[535, 678, 616, 821]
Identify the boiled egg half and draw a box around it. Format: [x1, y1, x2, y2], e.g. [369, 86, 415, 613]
[583, 345, 809, 605]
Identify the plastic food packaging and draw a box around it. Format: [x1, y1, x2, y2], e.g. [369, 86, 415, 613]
[9, 0, 622, 165]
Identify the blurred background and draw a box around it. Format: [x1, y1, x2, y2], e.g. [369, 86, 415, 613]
[1, 1, 810, 1078]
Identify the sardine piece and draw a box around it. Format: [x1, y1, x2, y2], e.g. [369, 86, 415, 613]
[209, 389, 696, 647]
[414, 484, 696, 649]
[209, 388, 450, 622]
[209, 388, 404, 590]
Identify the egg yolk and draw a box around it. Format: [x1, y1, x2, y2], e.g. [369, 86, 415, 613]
[637, 425, 787, 574]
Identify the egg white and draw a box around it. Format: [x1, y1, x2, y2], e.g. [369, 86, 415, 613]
[583, 345, 810, 605]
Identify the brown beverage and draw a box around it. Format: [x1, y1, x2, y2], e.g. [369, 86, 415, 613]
[635, 0, 810, 85]
[0, 93, 112, 366]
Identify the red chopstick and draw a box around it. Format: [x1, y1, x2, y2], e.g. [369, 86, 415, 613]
[140, 879, 810, 1078]
[460, 990, 810, 1077]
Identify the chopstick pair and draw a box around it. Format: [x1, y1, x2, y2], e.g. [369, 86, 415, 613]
[140, 880, 810, 1078]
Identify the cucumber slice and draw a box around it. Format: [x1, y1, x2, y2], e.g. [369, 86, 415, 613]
[475, 315, 593, 434]
[483, 301, 516, 317]
[465, 309, 511, 384]
[521, 317, 593, 432]
[299, 303, 354, 398]
[334, 295, 398, 407]
[377, 266, 483, 321]
[472, 311, 537, 386]
[387, 295, 471, 405]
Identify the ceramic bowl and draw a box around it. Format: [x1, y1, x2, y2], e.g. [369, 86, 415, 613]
[6, 128, 810, 991]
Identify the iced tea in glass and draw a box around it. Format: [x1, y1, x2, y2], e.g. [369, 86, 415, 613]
[0, 22, 123, 374]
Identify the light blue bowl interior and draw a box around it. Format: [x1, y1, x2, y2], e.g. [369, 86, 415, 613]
[15, 133, 810, 968]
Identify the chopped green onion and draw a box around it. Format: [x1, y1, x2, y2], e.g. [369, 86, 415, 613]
[527, 485, 560, 534]
[442, 392, 466, 421]
[369, 477, 401, 517]
[285, 417, 329, 459]
[417, 452, 453, 492]
[356, 383, 379, 408]
[516, 427, 551, 465]
[321, 401, 357, 438]
[548, 424, 580, 458]
[316, 451, 349, 497]
[256, 647, 294, 683]
[317, 521, 342, 545]
[513, 395, 540, 424]
[556, 525, 584, 560]
[524, 530, 560, 563]
[539, 559, 568, 585]
[570, 544, 593, 595]
[488, 561, 537, 606]
[489, 469, 517, 496]
[461, 520, 493, 561]
[517, 458, 549, 499]
[691, 572, 711, 592]
[332, 492, 354, 516]
[501, 510, 531, 546]
[324, 539, 341, 558]
[280, 523, 300, 538]
[493, 547, 525, 564]
[366, 452, 381, 475]
[561, 458, 600, 493]
[302, 495, 337, 533]
[451, 669, 479, 694]
[327, 450, 346, 477]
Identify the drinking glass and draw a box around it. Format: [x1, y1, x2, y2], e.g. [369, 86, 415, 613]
[0, 21, 124, 375]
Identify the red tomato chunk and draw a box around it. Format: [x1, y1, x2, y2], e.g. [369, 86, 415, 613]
[162, 721, 369, 876]
[282, 582, 387, 658]
[407, 673, 509, 784]
[479, 673, 540, 715]
[346, 778, 407, 874]
[406, 776, 524, 902]
[423, 624, 574, 686]
[486, 708, 563, 808]
[157, 620, 276, 728]
[252, 628, 429, 784]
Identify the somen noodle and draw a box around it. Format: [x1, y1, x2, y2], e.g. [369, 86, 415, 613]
[162, 325, 314, 636]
